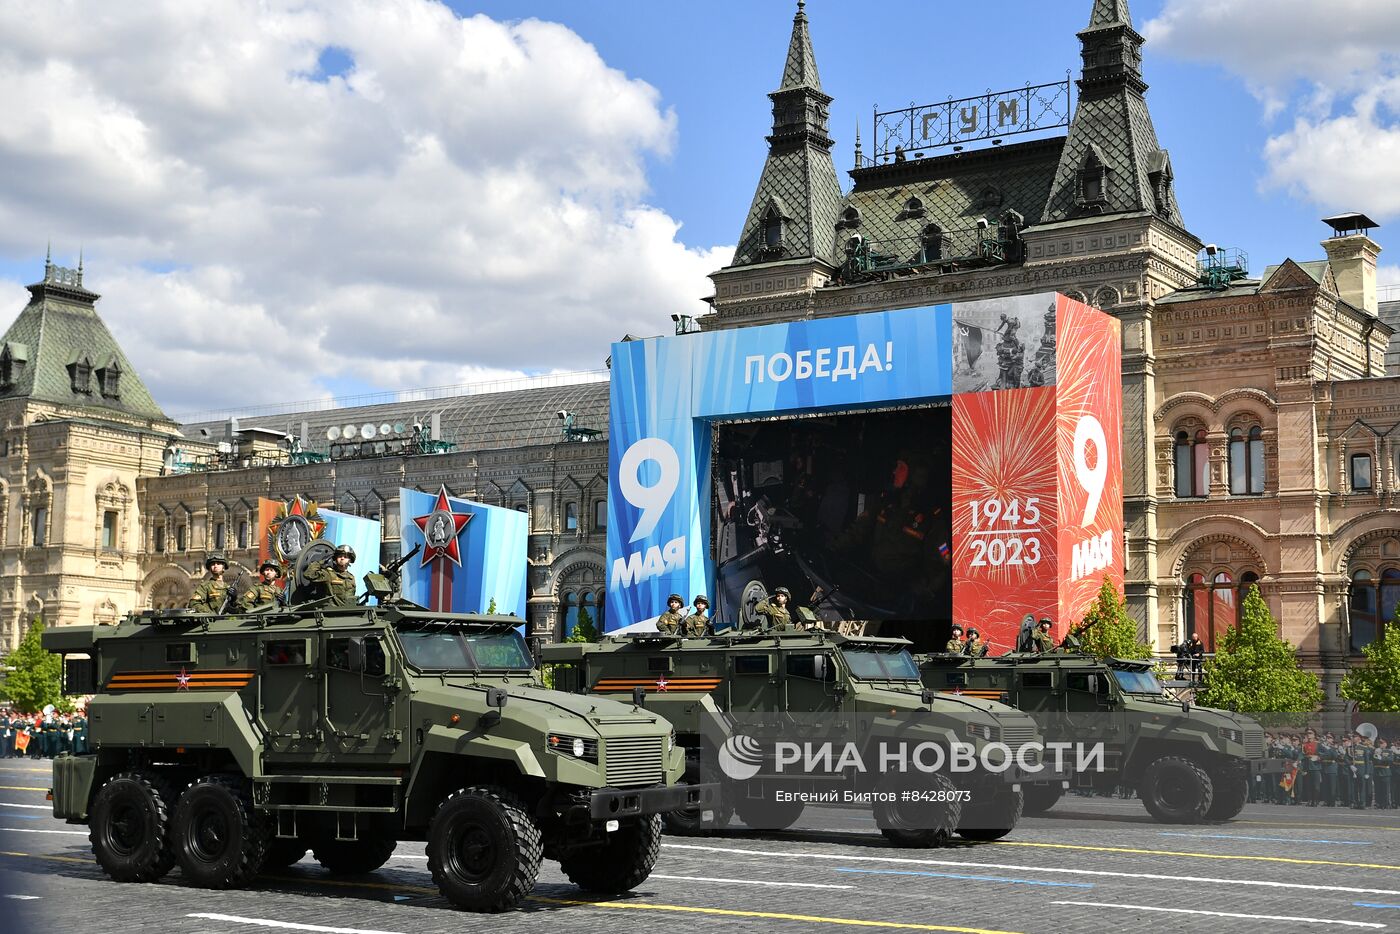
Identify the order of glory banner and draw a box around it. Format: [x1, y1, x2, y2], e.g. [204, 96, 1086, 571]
[606, 292, 1122, 646]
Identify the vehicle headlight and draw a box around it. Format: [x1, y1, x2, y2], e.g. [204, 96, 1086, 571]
[965, 723, 997, 741]
[1218, 727, 1241, 744]
[547, 733, 597, 760]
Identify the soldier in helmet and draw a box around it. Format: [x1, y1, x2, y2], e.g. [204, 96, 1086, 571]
[305, 544, 358, 607]
[1031, 618, 1057, 654]
[963, 627, 988, 657]
[188, 553, 231, 613]
[683, 595, 712, 637]
[945, 625, 965, 654]
[656, 594, 687, 635]
[753, 587, 793, 631]
[241, 560, 284, 610]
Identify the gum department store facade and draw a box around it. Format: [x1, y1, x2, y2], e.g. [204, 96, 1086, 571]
[3, 0, 1400, 703]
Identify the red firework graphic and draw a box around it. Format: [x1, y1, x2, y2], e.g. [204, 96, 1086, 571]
[951, 386, 1060, 653]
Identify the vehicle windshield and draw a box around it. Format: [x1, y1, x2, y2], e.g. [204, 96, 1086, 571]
[396, 626, 533, 672]
[840, 646, 921, 681]
[1111, 669, 1163, 694]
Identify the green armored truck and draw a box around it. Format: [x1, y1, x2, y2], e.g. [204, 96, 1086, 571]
[43, 603, 709, 912]
[916, 651, 1279, 823]
[541, 629, 1067, 846]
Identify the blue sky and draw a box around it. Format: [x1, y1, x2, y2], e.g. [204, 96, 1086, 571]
[0, 0, 1396, 413]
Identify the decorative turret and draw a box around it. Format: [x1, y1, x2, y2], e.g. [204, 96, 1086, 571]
[726, 0, 843, 268]
[1040, 0, 1185, 229]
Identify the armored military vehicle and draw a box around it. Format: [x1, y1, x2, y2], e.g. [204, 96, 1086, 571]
[43, 585, 708, 911]
[541, 629, 1066, 846]
[916, 650, 1278, 823]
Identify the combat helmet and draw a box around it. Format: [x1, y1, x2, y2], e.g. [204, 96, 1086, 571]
[333, 544, 357, 562]
[259, 560, 282, 576]
[204, 552, 228, 570]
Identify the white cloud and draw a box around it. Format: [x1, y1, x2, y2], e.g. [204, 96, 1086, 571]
[0, 0, 728, 412]
[1145, 1, 1400, 221]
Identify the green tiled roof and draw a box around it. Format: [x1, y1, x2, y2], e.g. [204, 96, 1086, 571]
[0, 269, 170, 423]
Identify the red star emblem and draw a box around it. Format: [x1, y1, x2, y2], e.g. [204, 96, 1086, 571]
[413, 485, 472, 567]
[655, 676, 669, 692]
[176, 667, 191, 691]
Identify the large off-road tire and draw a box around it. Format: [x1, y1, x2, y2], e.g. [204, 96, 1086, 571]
[732, 792, 803, 831]
[261, 838, 308, 870]
[956, 787, 1024, 842]
[1204, 764, 1250, 822]
[312, 837, 397, 874]
[89, 771, 177, 882]
[171, 775, 271, 889]
[875, 772, 963, 848]
[559, 815, 662, 893]
[1139, 756, 1214, 824]
[1020, 782, 1064, 815]
[426, 786, 542, 912]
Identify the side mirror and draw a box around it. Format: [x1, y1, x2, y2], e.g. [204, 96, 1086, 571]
[632, 686, 646, 707]
[486, 687, 508, 709]
[920, 689, 935, 707]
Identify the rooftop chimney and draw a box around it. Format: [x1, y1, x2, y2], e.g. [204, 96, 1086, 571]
[1321, 212, 1382, 315]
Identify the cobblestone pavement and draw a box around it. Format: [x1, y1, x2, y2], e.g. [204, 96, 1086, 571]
[5, 761, 1400, 934]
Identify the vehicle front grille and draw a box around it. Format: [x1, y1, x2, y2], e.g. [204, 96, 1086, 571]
[1245, 727, 1264, 758]
[603, 736, 665, 788]
[1001, 725, 1038, 748]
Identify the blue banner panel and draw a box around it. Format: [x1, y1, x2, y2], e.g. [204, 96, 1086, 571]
[606, 304, 952, 630]
[318, 508, 381, 600]
[399, 488, 528, 617]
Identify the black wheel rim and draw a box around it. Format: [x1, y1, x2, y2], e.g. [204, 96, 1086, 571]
[446, 820, 497, 884]
[1157, 772, 1193, 810]
[107, 801, 144, 856]
[190, 805, 231, 863]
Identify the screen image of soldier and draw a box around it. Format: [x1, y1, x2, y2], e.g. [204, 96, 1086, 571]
[304, 544, 358, 606]
[752, 587, 793, 631]
[682, 595, 712, 637]
[655, 594, 686, 634]
[188, 553, 230, 613]
[241, 560, 283, 610]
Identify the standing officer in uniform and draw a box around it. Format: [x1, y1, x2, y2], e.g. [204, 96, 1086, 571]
[753, 587, 793, 631]
[945, 625, 965, 654]
[656, 594, 687, 634]
[73, 707, 88, 756]
[1031, 619, 1057, 654]
[1391, 739, 1400, 808]
[0, 709, 12, 759]
[963, 628, 988, 657]
[1375, 739, 1393, 809]
[1350, 732, 1373, 809]
[1301, 729, 1322, 806]
[1320, 732, 1340, 807]
[241, 561, 284, 610]
[188, 553, 231, 613]
[304, 545, 358, 606]
[682, 596, 712, 637]
[1184, 633, 1205, 682]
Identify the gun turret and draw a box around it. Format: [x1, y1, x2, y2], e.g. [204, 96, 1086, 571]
[362, 542, 423, 604]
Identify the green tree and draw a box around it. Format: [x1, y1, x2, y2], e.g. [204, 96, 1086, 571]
[1071, 577, 1153, 660]
[568, 605, 598, 644]
[1340, 625, 1400, 712]
[0, 619, 70, 714]
[1195, 585, 1324, 714]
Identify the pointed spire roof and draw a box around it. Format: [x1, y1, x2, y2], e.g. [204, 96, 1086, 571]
[779, 1, 822, 92]
[1086, 0, 1133, 29]
[0, 259, 172, 424]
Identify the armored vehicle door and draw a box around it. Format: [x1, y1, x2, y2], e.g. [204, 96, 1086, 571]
[1064, 668, 1114, 731]
[258, 634, 320, 759]
[727, 651, 781, 713]
[323, 632, 408, 763]
[783, 650, 842, 712]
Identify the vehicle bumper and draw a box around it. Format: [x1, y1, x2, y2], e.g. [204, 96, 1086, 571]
[588, 782, 720, 820]
[998, 762, 1071, 790]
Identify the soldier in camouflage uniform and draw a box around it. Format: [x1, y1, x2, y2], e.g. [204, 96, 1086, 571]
[655, 594, 687, 635]
[963, 627, 988, 658]
[752, 587, 793, 631]
[945, 625, 965, 654]
[1031, 618, 1057, 654]
[241, 560, 284, 610]
[188, 553, 231, 613]
[304, 545, 358, 607]
[681, 595, 712, 638]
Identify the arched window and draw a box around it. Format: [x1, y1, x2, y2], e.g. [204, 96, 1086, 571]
[560, 591, 576, 636]
[593, 500, 607, 530]
[1182, 570, 1239, 651]
[558, 586, 604, 638]
[762, 209, 783, 250]
[1351, 570, 1378, 652]
[1352, 453, 1374, 491]
[1174, 429, 1209, 497]
[1238, 570, 1260, 606]
[565, 502, 578, 532]
[1229, 426, 1265, 495]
